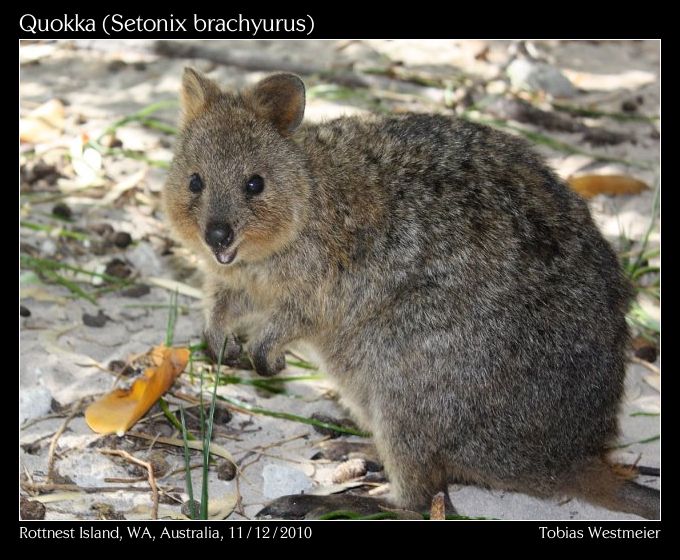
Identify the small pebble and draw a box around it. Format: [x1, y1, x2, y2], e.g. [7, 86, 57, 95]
[217, 460, 237, 481]
[82, 310, 109, 328]
[621, 100, 638, 113]
[21, 441, 42, 455]
[120, 284, 151, 298]
[107, 59, 127, 72]
[20, 498, 46, 520]
[30, 161, 58, 182]
[105, 258, 132, 279]
[181, 500, 201, 518]
[50, 398, 65, 412]
[213, 407, 233, 425]
[113, 231, 133, 248]
[20, 305, 31, 317]
[52, 202, 72, 220]
[91, 502, 125, 520]
[146, 451, 170, 478]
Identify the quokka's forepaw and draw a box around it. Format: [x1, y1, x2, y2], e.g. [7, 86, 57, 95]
[203, 331, 243, 366]
[249, 343, 286, 377]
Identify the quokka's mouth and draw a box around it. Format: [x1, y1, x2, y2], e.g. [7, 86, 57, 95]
[213, 246, 238, 265]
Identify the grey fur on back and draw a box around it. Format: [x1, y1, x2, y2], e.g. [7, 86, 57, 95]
[292, 114, 632, 504]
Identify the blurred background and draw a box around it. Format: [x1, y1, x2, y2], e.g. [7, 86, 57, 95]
[19, 40, 660, 520]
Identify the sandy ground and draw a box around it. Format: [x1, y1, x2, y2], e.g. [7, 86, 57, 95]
[19, 39, 660, 521]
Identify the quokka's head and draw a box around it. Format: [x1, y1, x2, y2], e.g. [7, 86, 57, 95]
[164, 68, 311, 267]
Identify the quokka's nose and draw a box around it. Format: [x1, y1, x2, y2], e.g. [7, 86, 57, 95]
[205, 222, 234, 248]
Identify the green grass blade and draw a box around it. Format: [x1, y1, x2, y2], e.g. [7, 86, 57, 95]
[613, 434, 660, 449]
[165, 290, 179, 347]
[21, 220, 88, 241]
[215, 394, 370, 437]
[285, 358, 319, 370]
[42, 269, 97, 304]
[138, 117, 178, 135]
[159, 398, 195, 439]
[201, 335, 229, 519]
[98, 100, 178, 140]
[179, 405, 197, 520]
[21, 254, 132, 285]
[630, 266, 660, 281]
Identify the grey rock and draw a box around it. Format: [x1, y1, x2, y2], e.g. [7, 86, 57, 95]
[262, 464, 313, 499]
[507, 58, 577, 98]
[19, 385, 53, 424]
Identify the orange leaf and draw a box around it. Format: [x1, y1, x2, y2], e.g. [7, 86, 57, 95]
[85, 346, 190, 436]
[567, 174, 649, 199]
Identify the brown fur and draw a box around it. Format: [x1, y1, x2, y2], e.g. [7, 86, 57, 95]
[163, 69, 659, 519]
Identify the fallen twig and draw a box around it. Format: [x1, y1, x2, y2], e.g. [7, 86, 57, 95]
[46, 400, 83, 483]
[101, 449, 159, 519]
[21, 481, 171, 494]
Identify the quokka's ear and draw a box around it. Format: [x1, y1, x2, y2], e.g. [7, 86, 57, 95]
[246, 73, 306, 136]
[180, 67, 221, 124]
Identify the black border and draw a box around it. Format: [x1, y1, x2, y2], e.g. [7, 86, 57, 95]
[17, 6, 666, 546]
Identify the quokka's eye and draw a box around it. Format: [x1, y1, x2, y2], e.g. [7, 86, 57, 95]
[189, 173, 203, 194]
[245, 175, 265, 196]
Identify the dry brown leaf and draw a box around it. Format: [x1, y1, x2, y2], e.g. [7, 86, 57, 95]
[568, 174, 649, 199]
[20, 99, 65, 143]
[85, 345, 190, 436]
